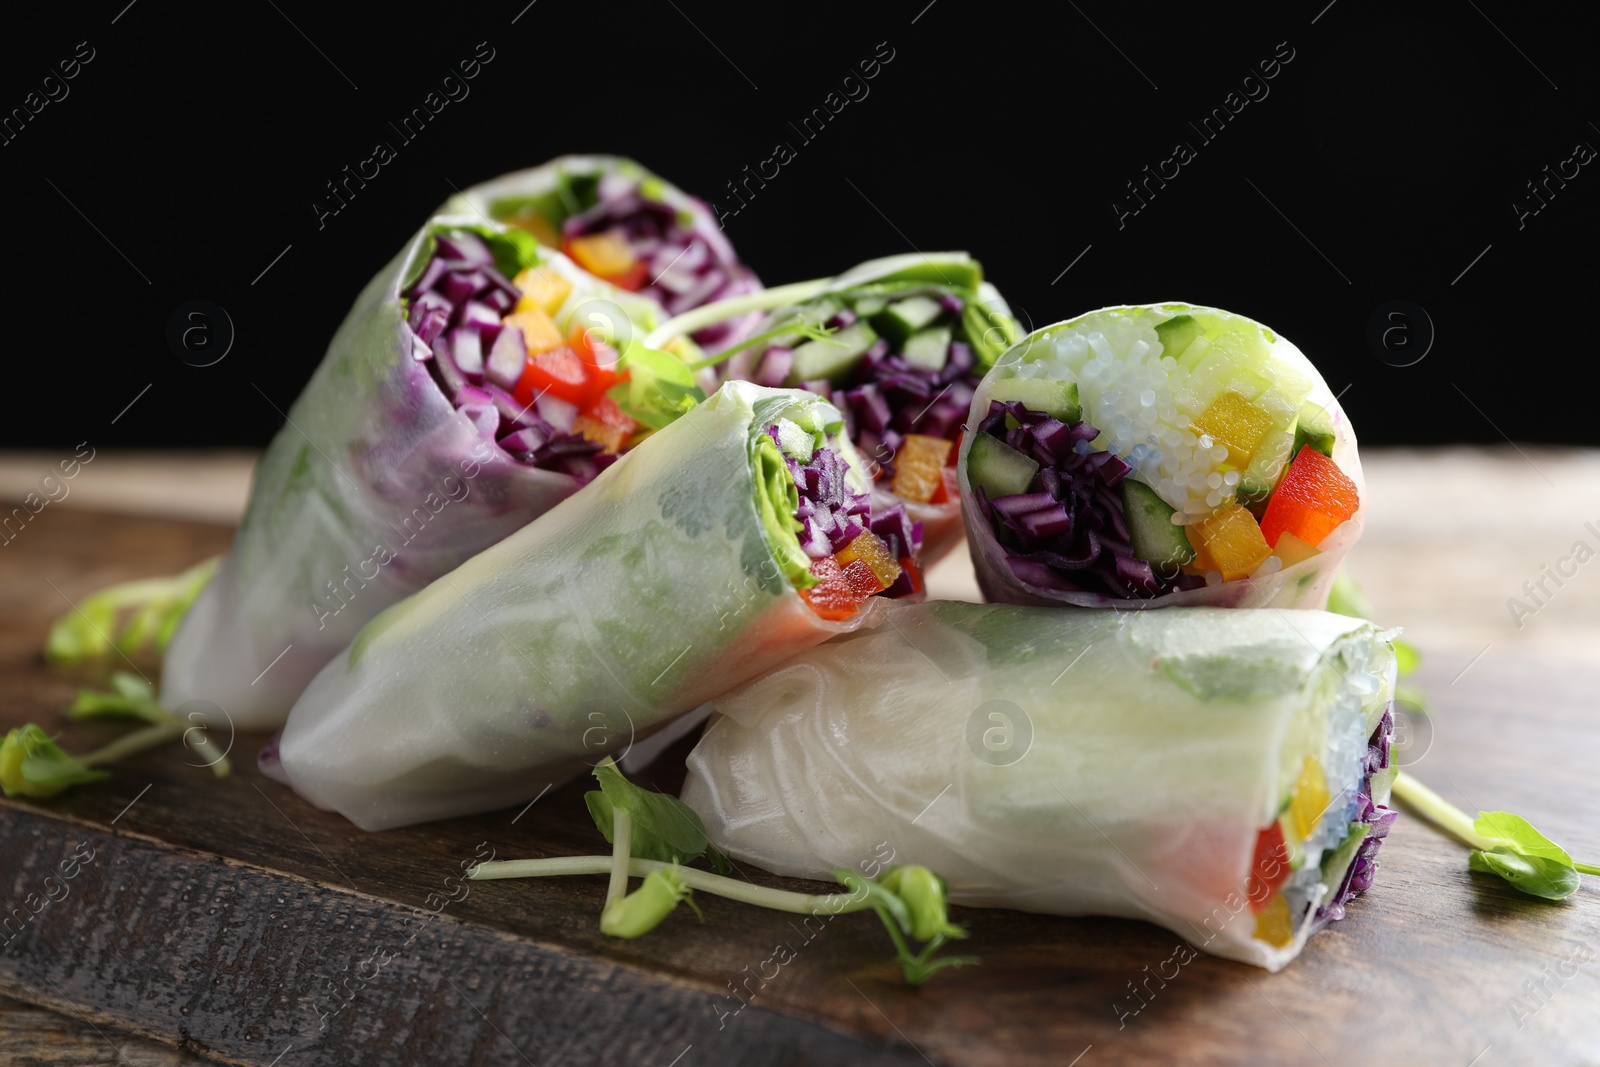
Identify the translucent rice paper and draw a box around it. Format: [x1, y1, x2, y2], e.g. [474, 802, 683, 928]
[711, 252, 1019, 566]
[682, 602, 1398, 971]
[275, 382, 886, 831]
[160, 218, 661, 730]
[961, 304, 1364, 609]
[440, 154, 762, 351]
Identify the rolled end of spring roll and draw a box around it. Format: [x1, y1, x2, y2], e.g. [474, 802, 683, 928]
[960, 304, 1362, 609]
[682, 602, 1399, 971]
[160, 221, 664, 729]
[444, 155, 762, 350]
[272, 381, 927, 830]
[687, 252, 1021, 566]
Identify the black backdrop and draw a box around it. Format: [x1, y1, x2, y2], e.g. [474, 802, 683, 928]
[2, 0, 1592, 449]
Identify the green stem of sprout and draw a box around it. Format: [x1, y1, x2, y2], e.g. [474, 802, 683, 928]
[79, 721, 189, 769]
[643, 278, 831, 350]
[1391, 772, 1496, 850]
[607, 809, 633, 905]
[470, 856, 874, 916]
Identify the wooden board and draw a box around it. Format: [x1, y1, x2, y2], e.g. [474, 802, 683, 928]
[3, 503, 1599, 1067]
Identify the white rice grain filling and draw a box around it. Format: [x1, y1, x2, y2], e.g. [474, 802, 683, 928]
[1006, 306, 1315, 522]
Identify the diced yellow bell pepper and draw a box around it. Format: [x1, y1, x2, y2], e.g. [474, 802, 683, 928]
[1253, 892, 1294, 947]
[1189, 505, 1271, 581]
[1272, 530, 1321, 568]
[1192, 391, 1276, 467]
[505, 212, 564, 248]
[502, 308, 565, 355]
[565, 231, 637, 279]
[891, 434, 953, 502]
[835, 531, 902, 590]
[1290, 755, 1330, 840]
[511, 265, 574, 317]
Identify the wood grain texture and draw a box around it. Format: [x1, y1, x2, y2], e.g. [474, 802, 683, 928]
[0, 995, 213, 1066]
[2, 458, 1599, 1066]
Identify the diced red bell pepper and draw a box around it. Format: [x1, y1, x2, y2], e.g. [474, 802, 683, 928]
[835, 532, 900, 590]
[1246, 821, 1292, 913]
[567, 325, 626, 397]
[799, 555, 884, 620]
[947, 430, 963, 466]
[513, 346, 590, 407]
[1259, 446, 1360, 549]
[800, 557, 866, 620]
[574, 395, 640, 454]
[838, 558, 884, 599]
[898, 556, 924, 595]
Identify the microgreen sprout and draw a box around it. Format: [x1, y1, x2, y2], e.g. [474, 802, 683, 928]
[0, 672, 230, 798]
[468, 758, 977, 984]
[1391, 772, 1598, 900]
[45, 556, 218, 665]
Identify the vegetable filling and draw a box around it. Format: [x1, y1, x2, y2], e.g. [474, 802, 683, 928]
[1248, 704, 1396, 947]
[405, 230, 638, 483]
[738, 286, 1007, 505]
[492, 167, 760, 346]
[756, 413, 924, 620]
[969, 400, 1207, 599]
[983, 307, 1360, 595]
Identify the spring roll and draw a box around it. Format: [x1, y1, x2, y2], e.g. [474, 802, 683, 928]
[161, 220, 666, 729]
[662, 253, 1019, 566]
[682, 601, 1398, 971]
[270, 381, 925, 830]
[442, 155, 761, 350]
[961, 304, 1362, 607]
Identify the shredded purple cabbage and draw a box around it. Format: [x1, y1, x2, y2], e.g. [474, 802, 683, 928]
[564, 170, 760, 346]
[973, 400, 1206, 600]
[1318, 706, 1398, 922]
[769, 426, 923, 599]
[819, 310, 979, 484]
[405, 232, 614, 483]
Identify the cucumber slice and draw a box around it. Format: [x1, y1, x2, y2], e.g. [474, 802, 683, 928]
[1155, 314, 1202, 362]
[967, 433, 1040, 499]
[1122, 479, 1196, 567]
[874, 295, 943, 343]
[1319, 822, 1371, 885]
[852, 295, 887, 318]
[1292, 400, 1336, 457]
[903, 326, 952, 372]
[986, 378, 1081, 424]
[785, 321, 878, 385]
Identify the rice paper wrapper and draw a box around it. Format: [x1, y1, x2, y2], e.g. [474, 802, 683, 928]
[960, 304, 1364, 610]
[683, 601, 1398, 971]
[275, 381, 886, 831]
[710, 252, 1020, 566]
[161, 218, 660, 730]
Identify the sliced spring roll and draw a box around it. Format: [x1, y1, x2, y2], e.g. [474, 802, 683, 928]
[161, 220, 666, 729]
[442, 155, 762, 350]
[682, 602, 1398, 971]
[655, 253, 1020, 566]
[962, 304, 1363, 607]
[270, 381, 924, 830]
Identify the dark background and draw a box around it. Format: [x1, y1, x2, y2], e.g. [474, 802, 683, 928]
[2, 0, 1591, 449]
